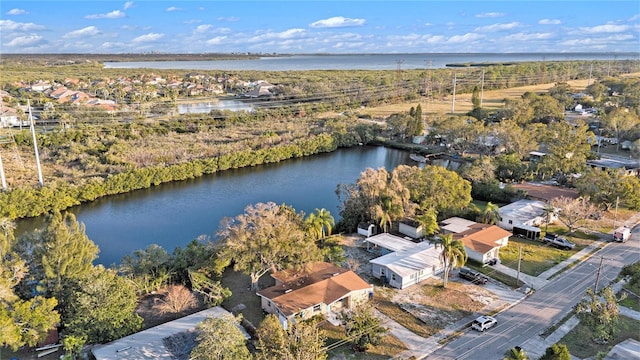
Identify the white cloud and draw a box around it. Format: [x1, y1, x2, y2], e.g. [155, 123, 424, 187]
[195, 24, 212, 33]
[206, 36, 227, 45]
[559, 34, 634, 47]
[504, 32, 553, 41]
[217, 16, 240, 22]
[85, 10, 125, 19]
[580, 24, 629, 34]
[166, 6, 181, 12]
[476, 12, 505, 18]
[629, 14, 639, 22]
[448, 33, 483, 43]
[309, 16, 366, 28]
[63, 26, 101, 38]
[124, 2, 134, 10]
[248, 28, 306, 42]
[5, 34, 45, 47]
[131, 33, 164, 43]
[7, 8, 28, 15]
[475, 22, 521, 32]
[0, 19, 45, 31]
[539, 19, 561, 25]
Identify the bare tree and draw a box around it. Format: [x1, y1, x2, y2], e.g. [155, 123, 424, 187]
[153, 285, 198, 316]
[551, 196, 598, 233]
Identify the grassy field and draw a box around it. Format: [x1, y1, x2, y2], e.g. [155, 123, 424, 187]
[360, 79, 593, 117]
[560, 315, 640, 359]
[500, 236, 588, 277]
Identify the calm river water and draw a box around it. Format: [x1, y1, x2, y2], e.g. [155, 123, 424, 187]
[17, 146, 413, 266]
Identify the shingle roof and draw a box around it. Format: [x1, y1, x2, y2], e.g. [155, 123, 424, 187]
[258, 263, 372, 317]
[454, 225, 512, 254]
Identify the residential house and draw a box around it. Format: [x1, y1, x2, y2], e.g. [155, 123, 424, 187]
[498, 199, 550, 231]
[243, 81, 275, 98]
[441, 218, 512, 264]
[30, 81, 51, 92]
[92, 306, 249, 360]
[586, 158, 640, 177]
[0, 104, 20, 128]
[256, 262, 373, 328]
[370, 241, 443, 289]
[453, 223, 512, 264]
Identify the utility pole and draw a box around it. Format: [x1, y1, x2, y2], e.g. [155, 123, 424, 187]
[396, 59, 404, 99]
[614, 196, 619, 228]
[594, 256, 604, 293]
[28, 100, 44, 186]
[480, 69, 485, 108]
[516, 244, 523, 287]
[587, 64, 593, 87]
[451, 72, 457, 114]
[0, 153, 6, 191]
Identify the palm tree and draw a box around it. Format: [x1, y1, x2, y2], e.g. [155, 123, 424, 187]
[304, 213, 322, 240]
[480, 202, 501, 225]
[314, 208, 334, 238]
[542, 203, 556, 234]
[504, 346, 529, 360]
[433, 233, 467, 288]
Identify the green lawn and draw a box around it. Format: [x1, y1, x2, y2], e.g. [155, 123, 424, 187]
[323, 322, 408, 359]
[560, 315, 640, 359]
[500, 236, 587, 277]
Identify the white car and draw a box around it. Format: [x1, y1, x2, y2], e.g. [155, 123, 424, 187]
[472, 315, 497, 332]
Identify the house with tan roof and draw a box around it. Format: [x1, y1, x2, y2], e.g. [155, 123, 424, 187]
[256, 262, 373, 328]
[442, 218, 512, 265]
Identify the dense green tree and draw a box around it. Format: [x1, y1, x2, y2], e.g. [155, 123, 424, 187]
[414, 208, 440, 237]
[493, 153, 532, 183]
[217, 202, 322, 291]
[0, 218, 60, 351]
[63, 265, 143, 344]
[548, 82, 575, 110]
[540, 343, 571, 360]
[37, 211, 99, 296]
[394, 164, 472, 217]
[340, 302, 387, 352]
[602, 107, 640, 151]
[537, 122, 592, 178]
[433, 234, 467, 288]
[575, 286, 624, 343]
[493, 120, 539, 157]
[190, 315, 251, 360]
[255, 314, 327, 360]
[336, 168, 412, 232]
[119, 243, 172, 295]
[459, 156, 496, 184]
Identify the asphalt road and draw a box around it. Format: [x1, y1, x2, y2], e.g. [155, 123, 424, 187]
[427, 226, 640, 360]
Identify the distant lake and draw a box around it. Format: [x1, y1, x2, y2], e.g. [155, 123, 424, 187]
[104, 52, 639, 71]
[178, 99, 254, 114]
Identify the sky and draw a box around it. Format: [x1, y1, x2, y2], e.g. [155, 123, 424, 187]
[1, 1, 639, 54]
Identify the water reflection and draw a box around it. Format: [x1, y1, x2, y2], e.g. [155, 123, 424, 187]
[178, 100, 254, 114]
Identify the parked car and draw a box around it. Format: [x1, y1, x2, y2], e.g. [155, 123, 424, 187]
[543, 234, 575, 250]
[459, 267, 488, 285]
[472, 315, 497, 332]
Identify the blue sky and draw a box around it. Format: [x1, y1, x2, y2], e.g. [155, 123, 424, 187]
[1, 1, 638, 54]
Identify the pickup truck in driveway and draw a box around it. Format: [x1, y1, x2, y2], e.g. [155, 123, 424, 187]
[543, 234, 576, 250]
[459, 267, 488, 284]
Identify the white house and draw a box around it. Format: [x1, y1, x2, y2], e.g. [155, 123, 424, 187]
[441, 218, 512, 264]
[362, 233, 416, 255]
[370, 241, 443, 289]
[453, 224, 512, 264]
[92, 306, 249, 360]
[498, 199, 549, 231]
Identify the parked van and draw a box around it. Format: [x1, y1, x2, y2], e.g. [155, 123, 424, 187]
[613, 226, 631, 243]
